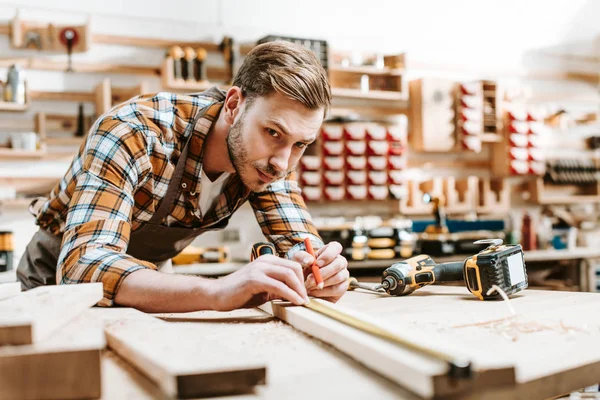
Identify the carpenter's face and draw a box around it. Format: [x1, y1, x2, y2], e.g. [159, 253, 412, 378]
[227, 92, 323, 192]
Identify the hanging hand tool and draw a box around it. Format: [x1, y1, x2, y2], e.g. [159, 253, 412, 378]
[182, 47, 196, 81]
[194, 47, 208, 82]
[168, 46, 185, 80]
[220, 36, 236, 84]
[59, 27, 78, 72]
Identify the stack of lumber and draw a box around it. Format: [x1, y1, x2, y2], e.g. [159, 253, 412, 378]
[0, 282, 267, 399]
[0, 283, 104, 399]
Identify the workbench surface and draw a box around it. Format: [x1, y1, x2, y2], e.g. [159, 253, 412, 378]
[98, 286, 600, 399]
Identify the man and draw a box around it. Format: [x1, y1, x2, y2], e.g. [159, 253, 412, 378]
[17, 41, 349, 312]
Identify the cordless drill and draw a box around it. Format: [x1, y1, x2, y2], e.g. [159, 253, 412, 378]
[377, 239, 528, 300]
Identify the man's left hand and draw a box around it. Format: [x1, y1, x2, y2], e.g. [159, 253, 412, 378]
[292, 241, 349, 303]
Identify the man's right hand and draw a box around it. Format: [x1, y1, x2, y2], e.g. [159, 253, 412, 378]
[213, 255, 309, 311]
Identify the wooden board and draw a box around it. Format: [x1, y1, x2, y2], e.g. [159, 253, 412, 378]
[0, 282, 102, 345]
[260, 299, 514, 399]
[271, 286, 600, 399]
[101, 308, 416, 400]
[0, 282, 21, 300]
[0, 310, 104, 400]
[95, 308, 267, 398]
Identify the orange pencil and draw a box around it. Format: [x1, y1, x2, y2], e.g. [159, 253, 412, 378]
[304, 237, 324, 290]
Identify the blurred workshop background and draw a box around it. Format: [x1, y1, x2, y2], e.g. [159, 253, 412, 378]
[1, 0, 599, 291]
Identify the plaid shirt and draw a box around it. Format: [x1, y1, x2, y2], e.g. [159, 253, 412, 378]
[36, 88, 323, 306]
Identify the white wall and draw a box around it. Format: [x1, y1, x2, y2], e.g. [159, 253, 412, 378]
[1, 0, 599, 261]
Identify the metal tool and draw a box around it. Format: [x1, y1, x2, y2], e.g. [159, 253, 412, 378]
[252, 242, 472, 379]
[347, 277, 384, 294]
[376, 239, 528, 300]
[220, 36, 236, 84]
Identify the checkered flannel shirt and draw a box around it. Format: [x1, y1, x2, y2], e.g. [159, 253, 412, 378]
[35, 87, 323, 306]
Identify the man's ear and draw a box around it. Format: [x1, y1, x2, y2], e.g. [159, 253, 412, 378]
[224, 86, 244, 125]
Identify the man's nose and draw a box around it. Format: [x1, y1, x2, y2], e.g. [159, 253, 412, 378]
[269, 146, 292, 173]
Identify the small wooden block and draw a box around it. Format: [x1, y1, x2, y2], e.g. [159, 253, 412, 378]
[0, 283, 103, 345]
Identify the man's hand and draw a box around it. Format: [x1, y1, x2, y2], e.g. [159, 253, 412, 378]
[292, 241, 349, 303]
[213, 255, 309, 311]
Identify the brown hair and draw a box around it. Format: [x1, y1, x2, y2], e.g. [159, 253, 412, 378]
[233, 41, 331, 115]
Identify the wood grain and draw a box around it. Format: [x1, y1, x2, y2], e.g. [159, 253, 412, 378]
[0, 283, 102, 345]
[260, 298, 514, 399]
[0, 310, 104, 400]
[96, 308, 267, 398]
[335, 287, 600, 399]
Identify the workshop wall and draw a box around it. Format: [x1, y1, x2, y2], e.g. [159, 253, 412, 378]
[1, 0, 599, 262]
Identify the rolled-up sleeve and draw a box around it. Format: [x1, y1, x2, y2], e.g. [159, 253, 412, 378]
[249, 172, 323, 259]
[57, 119, 156, 306]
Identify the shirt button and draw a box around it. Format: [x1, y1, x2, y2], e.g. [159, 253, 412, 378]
[181, 183, 187, 189]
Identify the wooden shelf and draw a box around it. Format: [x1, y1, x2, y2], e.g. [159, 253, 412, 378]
[0, 148, 46, 159]
[0, 101, 28, 111]
[331, 88, 407, 101]
[30, 91, 95, 103]
[330, 66, 404, 76]
[530, 177, 600, 205]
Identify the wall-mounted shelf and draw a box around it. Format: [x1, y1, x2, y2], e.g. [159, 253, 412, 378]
[331, 88, 407, 101]
[0, 101, 28, 112]
[530, 177, 600, 205]
[0, 148, 46, 159]
[161, 58, 229, 92]
[330, 66, 404, 76]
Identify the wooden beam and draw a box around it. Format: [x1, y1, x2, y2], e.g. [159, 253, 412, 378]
[0, 283, 102, 345]
[0, 57, 160, 76]
[99, 308, 267, 398]
[0, 283, 20, 301]
[0, 310, 104, 400]
[259, 299, 514, 399]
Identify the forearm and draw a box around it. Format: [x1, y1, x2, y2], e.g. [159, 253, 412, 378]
[114, 269, 220, 313]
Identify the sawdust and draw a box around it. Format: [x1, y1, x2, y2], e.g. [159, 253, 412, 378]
[451, 285, 592, 342]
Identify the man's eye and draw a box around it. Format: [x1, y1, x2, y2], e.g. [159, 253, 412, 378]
[295, 142, 307, 149]
[267, 128, 279, 138]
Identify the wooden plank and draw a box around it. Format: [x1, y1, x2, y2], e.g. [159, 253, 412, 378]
[331, 287, 600, 399]
[0, 310, 104, 400]
[96, 308, 267, 398]
[259, 299, 514, 399]
[0, 283, 102, 345]
[101, 351, 165, 400]
[0, 282, 20, 300]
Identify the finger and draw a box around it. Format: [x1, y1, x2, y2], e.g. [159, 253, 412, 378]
[263, 265, 308, 301]
[259, 255, 304, 286]
[258, 276, 308, 306]
[322, 268, 350, 288]
[291, 250, 315, 269]
[306, 255, 348, 289]
[307, 281, 348, 299]
[315, 241, 343, 267]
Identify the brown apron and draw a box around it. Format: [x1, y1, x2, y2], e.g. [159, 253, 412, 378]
[17, 101, 228, 289]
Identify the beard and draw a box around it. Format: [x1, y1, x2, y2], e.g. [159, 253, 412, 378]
[226, 115, 291, 192]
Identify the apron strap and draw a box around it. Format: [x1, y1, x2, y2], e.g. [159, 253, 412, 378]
[148, 101, 214, 225]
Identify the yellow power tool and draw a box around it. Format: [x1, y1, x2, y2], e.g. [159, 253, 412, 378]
[377, 239, 528, 300]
